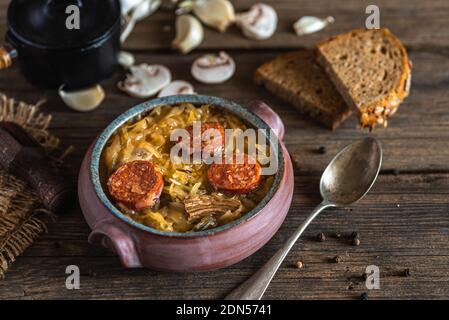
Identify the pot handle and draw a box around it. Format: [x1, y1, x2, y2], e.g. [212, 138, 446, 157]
[88, 219, 142, 268]
[246, 100, 285, 141]
[0, 46, 17, 70]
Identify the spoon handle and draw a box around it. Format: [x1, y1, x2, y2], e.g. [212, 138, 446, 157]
[225, 201, 333, 300]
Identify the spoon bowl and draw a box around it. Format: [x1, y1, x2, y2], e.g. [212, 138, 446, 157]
[321, 137, 382, 206]
[225, 137, 383, 300]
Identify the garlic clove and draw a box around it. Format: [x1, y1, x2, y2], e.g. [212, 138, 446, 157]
[191, 51, 235, 84]
[59, 85, 105, 112]
[293, 16, 334, 36]
[235, 3, 278, 40]
[158, 80, 195, 97]
[133, 0, 161, 22]
[118, 64, 172, 98]
[172, 14, 204, 54]
[120, 0, 144, 15]
[118, 51, 136, 69]
[192, 0, 235, 32]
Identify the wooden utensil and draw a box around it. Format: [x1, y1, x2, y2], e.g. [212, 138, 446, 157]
[0, 121, 74, 213]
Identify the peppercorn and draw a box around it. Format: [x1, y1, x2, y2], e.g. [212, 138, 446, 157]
[353, 238, 361, 246]
[318, 146, 326, 154]
[334, 255, 343, 263]
[404, 268, 411, 277]
[335, 232, 342, 238]
[295, 260, 303, 269]
[351, 231, 359, 239]
[360, 292, 369, 300]
[317, 232, 326, 242]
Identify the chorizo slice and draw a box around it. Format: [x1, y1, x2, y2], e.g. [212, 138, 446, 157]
[207, 154, 261, 194]
[107, 160, 164, 211]
[179, 122, 225, 156]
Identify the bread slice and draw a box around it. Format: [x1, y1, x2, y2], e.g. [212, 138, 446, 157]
[254, 50, 351, 130]
[316, 28, 412, 129]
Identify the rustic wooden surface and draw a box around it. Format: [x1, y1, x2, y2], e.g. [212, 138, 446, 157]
[1, 0, 449, 300]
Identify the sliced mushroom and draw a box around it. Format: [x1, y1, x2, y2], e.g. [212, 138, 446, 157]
[293, 16, 334, 36]
[184, 194, 241, 222]
[118, 64, 172, 98]
[235, 3, 278, 40]
[117, 51, 135, 69]
[172, 14, 204, 54]
[158, 80, 195, 97]
[59, 85, 105, 112]
[191, 51, 235, 84]
[191, 0, 235, 32]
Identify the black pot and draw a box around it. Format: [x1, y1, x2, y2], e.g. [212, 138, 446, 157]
[1, 0, 121, 90]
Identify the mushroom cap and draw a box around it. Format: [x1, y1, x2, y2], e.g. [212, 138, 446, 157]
[118, 64, 172, 98]
[191, 52, 235, 84]
[158, 80, 195, 97]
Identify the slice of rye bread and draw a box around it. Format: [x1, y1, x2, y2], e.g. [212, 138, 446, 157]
[316, 28, 412, 129]
[254, 50, 352, 130]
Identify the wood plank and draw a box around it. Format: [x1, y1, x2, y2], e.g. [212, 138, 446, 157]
[0, 0, 448, 300]
[1, 49, 448, 174]
[1, 0, 449, 51]
[1, 174, 448, 299]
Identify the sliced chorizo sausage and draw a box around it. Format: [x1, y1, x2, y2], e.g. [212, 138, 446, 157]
[207, 154, 261, 194]
[107, 160, 164, 211]
[179, 122, 225, 156]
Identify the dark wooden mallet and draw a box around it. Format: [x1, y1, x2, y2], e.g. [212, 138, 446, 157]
[0, 121, 74, 213]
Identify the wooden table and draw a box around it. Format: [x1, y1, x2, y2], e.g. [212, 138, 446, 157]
[1, 0, 449, 300]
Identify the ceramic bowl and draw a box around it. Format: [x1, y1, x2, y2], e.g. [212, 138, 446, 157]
[78, 95, 294, 271]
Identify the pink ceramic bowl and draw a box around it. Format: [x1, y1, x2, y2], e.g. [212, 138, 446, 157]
[78, 95, 294, 272]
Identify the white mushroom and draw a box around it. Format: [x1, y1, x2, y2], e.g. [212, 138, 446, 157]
[191, 51, 235, 84]
[158, 80, 195, 97]
[235, 3, 278, 40]
[117, 51, 136, 69]
[172, 14, 204, 54]
[118, 64, 172, 98]
[189, 0, 235, 32]
[293, 16, 334, 36]
[59, 85, 105, 112]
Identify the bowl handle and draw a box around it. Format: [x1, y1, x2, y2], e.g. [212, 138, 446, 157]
[88, 219, 142, 268]
[0, 45, 16, 70]
[246, 100, 285, 141]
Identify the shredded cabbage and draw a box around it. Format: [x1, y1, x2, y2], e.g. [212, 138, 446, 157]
[103, 104, 274, 233]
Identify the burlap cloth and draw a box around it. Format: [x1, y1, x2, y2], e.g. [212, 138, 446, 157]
[0, 93, 73, 278]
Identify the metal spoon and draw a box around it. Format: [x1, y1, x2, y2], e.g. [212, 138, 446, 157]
[225, 137, 382, 300]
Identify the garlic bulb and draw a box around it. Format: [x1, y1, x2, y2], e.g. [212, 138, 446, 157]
[192, 0, 235, 32]
[172, 15, 204, 54]
[118, 64, 172, 98]
[59, 85, 105, 112]
[293, 16, 334, 36]
[235, 3, 278, 40]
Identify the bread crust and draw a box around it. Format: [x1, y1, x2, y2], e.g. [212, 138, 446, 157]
[316, 28, 412, 129]
[254, 50, 352, 130]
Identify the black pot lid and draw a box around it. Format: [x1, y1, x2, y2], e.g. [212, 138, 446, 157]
[7, 0, 121, 50]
